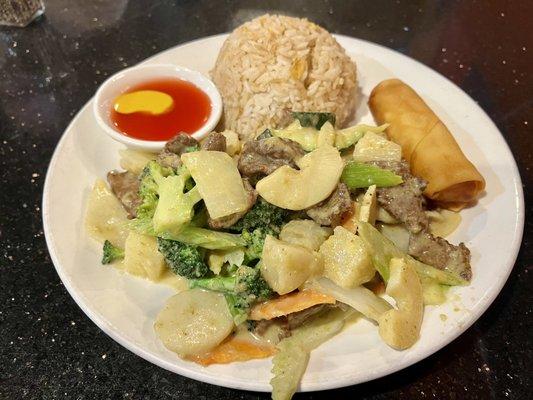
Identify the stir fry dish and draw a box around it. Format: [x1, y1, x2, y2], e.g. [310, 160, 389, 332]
[85, 14, 485, 400]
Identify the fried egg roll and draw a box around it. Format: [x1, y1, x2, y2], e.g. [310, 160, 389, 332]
[368, 79, 485, 209]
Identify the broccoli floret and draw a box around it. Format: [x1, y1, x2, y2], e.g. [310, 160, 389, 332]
[246, 320, 258, 331]
[241, 228, 267, 263]
[183, 145, 199, 153]
[162, 226, 246, 250]
[101, 240, 124, 264]
[133, 161, 203, 236]
[134, 163, 166, 227]
[231, 198, 288, 263]
[189, 265, 273, 324]
[157, 237, 210, 279]
[232, 198, 288, 233]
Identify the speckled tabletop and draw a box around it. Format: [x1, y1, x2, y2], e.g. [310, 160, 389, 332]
[1, 1, 531, 399]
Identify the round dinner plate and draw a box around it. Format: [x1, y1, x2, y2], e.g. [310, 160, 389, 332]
[42, 34, 524, 392]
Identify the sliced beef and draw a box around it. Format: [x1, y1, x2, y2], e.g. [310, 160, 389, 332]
[306, 183, 353, 226]
[157, 133, 199, 169]
[157, 151, 182, 169]
[252, 318, 291, 342]
[251, 304, 333, 342]
[200, 132, 227, 152]
[408, 231, 472, 281]
[165, 133, 199, 154]
[238, 137, 305, 178]
[207, 179, 258, 229]
[286, 304, 330, 330]
[106, 170, 141, 219]
[371, 161, 472, 281]
[372, 161, 428, 233]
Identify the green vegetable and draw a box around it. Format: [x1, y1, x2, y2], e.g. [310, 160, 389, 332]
[132, 161, 202, 236]
[241, 229, 267, 264]
[271, 121, 318, 152]
[189, 265, 273, 324]
[310, 277, 391, 322]
[341, 162, 403, 189]
[272, 344, 308, 400]
[334, 123, 389, 150]
[273, 119, 388, 152]
[132, 163, 168, 235]
[233, 198, 288, 232]
[157, 237, 210, 279]
[189, 205, 208, 227]
[246, 320, 258, 331]
[207, 247, 245, 275]
[271, 307, 353, 400]
[183, 145, 199, 153]
[162, 226, 246, 250]
[231, 198, 288, 263]
[357, 222, 467, 286]
[292, 111, 336, 130]
[101, 240, 124, 264]
[420, 276, 449, 305]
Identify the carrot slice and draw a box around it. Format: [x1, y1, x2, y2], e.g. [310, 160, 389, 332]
[249, 290, 336, 321]
[187, 291, 335, 366]
[187, 336, 276, 366]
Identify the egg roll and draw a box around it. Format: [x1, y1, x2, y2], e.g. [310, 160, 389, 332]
[368, 79, 485, 209]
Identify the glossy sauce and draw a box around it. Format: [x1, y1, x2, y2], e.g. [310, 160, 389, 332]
[111, 78, 211, 141]
[427, 209, 462, 238]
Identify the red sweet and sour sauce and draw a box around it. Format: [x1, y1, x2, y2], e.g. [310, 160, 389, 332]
[111, 78, 212, 141]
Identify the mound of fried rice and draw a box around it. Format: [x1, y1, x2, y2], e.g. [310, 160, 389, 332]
[211, 14, 358, 140]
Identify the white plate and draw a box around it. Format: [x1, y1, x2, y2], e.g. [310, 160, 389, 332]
[42, 34, 524, 392]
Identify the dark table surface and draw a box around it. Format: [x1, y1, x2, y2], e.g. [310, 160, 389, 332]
[1, 1, 531, 399]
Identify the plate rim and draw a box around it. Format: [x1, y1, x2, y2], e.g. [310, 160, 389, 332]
[42, 33, 525, 392]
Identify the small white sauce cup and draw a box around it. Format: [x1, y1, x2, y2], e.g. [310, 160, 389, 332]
[93, 63, 222, 152]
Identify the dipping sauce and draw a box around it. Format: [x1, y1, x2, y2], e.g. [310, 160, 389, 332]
[111, 78, 212, 141]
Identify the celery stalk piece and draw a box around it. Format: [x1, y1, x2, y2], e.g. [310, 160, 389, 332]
[341, 162, 403, 189]
[334, 123, 389, 150]
[161, 226, 246, 250]
[357, 222, 467, 286]
[311, 277, 392, 322]
[271, 307, 352, 400]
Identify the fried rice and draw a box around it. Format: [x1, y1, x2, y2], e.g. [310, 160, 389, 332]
[211, 14, 358, 140]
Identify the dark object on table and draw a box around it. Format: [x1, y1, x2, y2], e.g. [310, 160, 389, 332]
[0, 0, 44, 27]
